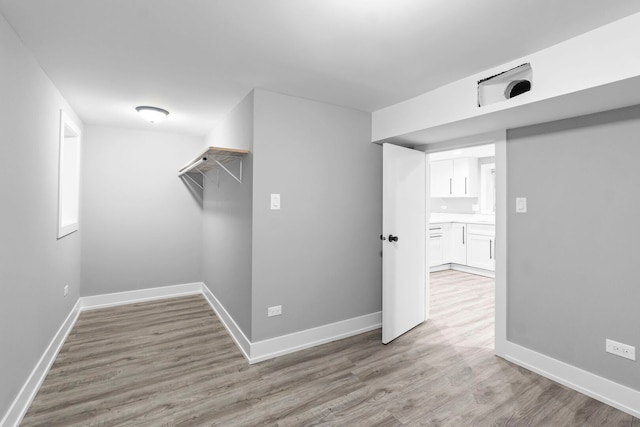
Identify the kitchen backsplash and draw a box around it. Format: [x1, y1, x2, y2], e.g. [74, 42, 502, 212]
[430, 198, 479, 214]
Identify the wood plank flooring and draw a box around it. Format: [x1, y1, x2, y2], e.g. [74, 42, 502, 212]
[22, 271, 639, 426]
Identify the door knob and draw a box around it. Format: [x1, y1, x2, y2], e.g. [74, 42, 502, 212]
[388, 234, 399, 242]
[380, 234, 386, 241]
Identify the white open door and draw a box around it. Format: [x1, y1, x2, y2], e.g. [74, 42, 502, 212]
[382, 143, 427, 344]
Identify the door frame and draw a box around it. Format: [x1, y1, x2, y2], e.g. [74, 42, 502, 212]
[423, 130, 506, 357]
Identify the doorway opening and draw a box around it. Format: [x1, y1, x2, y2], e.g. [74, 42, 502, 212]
[381, 131, 506, 351]
[427, 141, 497, 351]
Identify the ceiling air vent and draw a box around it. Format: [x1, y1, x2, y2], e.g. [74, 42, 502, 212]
[478, 63, 532, 107]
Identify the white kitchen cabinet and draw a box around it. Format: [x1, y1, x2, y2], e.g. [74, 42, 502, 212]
[450, 223, 466, 264]
[428, 223, 449, 267]
[466, 224, 495, 271]
[429, 234, 444, 267]
[430, 161, 453, 198]
[467, 234, 494, 270]
[430, 158, 478, 198]
[452, 158, 478, 197]
[428, 219, 495, 274]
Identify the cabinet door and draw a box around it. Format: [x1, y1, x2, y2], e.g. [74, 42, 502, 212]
[430, 160, 453, 198]
[467, 234, 495, 271]
[452, 158, 479, 197]
[429, 235, 444, 267]
[450, 223, 466, 264]
[441, 222, 451, 264]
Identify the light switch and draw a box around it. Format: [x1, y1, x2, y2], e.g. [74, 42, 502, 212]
[270, 193, 281, 210]
[516, 197, 527, 213]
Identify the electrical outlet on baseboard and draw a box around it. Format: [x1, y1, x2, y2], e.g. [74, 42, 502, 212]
[63, 285, 69, 297]
[606, 339, 635, 361]
[267, 305, 282, 317]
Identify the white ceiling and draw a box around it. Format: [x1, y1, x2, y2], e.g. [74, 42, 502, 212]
[1, 0, 640, 137]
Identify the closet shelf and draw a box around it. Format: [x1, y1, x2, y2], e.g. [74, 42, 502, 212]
[178, 147, 249, 187]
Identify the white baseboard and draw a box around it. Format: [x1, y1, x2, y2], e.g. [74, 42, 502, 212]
[80, 282, 203, 311]
[199, 283, 381, 364]
[451, 264, 494, 278]
[1, 299, 82, 427]
[501, 341, 640, 418]
[430, 263, 495, 278]
[200, 285, 252, 362]
[249, 311, 382, 364]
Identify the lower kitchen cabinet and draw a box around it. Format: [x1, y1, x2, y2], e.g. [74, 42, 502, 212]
[429, 221, 495, 273]
[428, 223, 449, 267]
[429, 233, 444, 267]
[450, 223, 467, 265]
[467, 233, 495, 270]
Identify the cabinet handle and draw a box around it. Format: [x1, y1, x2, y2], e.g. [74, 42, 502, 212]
[489, 239, 492, 259]
[449, 178, 452, 195]
[462, 226, 465, 244]
[465, 177, 467, 194]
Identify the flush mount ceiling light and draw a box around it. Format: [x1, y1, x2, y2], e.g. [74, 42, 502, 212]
[135, 106, 169, 123]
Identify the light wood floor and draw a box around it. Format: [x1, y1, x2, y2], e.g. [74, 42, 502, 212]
[22, 271, 638, 426]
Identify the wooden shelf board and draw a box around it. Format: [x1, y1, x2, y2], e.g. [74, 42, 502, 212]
[179, 146, 249, 174]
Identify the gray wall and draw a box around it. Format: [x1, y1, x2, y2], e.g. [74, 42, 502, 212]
[0, 13, 82, 418]
[251, 89, 382, 342]
[507, 105, 640, 391]
[202, 92, 254, 338]
[80, 126, 203, 296]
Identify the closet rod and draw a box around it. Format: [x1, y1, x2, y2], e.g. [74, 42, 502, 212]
[178, 157, 206, 177]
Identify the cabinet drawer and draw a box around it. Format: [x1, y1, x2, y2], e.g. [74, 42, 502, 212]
[467, 224, 495, 236]
[429, 225, 444, 235]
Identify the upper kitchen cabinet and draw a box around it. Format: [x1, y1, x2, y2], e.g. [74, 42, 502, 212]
[430, 160, 453, 198]
[430, 157, 478, 197]
[452, 158, 478, 197]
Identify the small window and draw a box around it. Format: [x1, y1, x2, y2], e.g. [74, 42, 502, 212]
[57, 111, 81, 238]
[480, 163, 496, 214]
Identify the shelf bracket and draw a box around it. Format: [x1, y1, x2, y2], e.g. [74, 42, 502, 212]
[214, 158, 243, 184]
[178, 157, 209, 189]
[182, 172, 203, 190]
[178, 147, 249, 190]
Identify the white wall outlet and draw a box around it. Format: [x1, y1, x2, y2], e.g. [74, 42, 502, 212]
[270, 194, 281, 210]
[515, 197, 527, 213]
[606, 339, 636, 361]
[267, 305, 282, 317]
[63, 285, 69, 297]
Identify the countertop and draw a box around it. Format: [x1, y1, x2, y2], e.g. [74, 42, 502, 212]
[430, 213, 495, 225]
